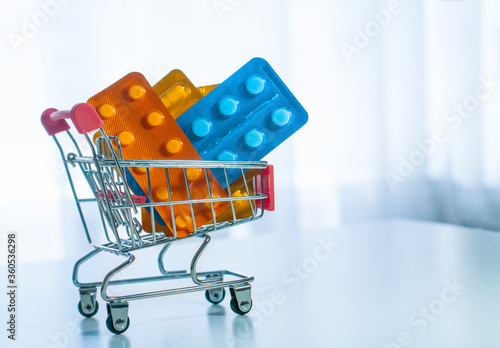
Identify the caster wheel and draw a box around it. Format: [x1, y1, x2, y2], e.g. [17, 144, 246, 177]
[230, 297, 252, 315]
[106, 315, 130, 335]
[205, 288, 226, 305]
[78, 300, 99, 318]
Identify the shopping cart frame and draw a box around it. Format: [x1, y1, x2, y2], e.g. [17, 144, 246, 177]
[42, 104, 272, 334]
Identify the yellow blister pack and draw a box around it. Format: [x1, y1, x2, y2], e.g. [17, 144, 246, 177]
[210, 181, 256, 223]
[197, 84, 219, 97]
[153, 70, 204, 119]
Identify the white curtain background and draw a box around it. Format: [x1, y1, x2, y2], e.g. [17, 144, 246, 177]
[0, 0, 498, 263]
[293, 0, 500, 231]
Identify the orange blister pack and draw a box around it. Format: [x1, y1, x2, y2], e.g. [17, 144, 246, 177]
[141, 207, 172, 236]
[87, 72, 228, 236]
[144, 184, 255, 234]
[143, 173, 257, 234]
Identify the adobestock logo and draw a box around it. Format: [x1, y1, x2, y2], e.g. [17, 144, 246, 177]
[7, 0, 71, 53]
[381, 278, 466, 348]
[212, 0, 245, 21]
[340, 0, 403, 63]
[385, 75, 500, 191]
[142, 64, 167, 85]
[224, 235, 339, 347]
[43, 321, 79, 348]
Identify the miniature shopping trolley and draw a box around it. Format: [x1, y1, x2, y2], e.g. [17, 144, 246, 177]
[41, 104, 274, 334]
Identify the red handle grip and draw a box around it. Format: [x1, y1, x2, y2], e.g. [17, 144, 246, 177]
[256, 165, 275, 211]
[41, 103, 104, 136]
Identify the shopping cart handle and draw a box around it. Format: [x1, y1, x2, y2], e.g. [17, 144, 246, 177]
[256, 165, 275, 211]
[41, 103, 104, 135]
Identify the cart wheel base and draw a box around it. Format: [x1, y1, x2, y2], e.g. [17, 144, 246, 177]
[78, 300, 99, 318]
[78, 288, 98, 318]
[205, 288, 226, 305]
[106, 301, 130, 334]
[106, 314, 130, 335]
[229, 285, 252, 315]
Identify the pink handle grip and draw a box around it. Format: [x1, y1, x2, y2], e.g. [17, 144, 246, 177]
[256, 165, 275, 211]
[41, 103, 104, 136]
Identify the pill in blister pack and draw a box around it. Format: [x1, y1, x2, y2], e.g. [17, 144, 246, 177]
[209, 180, 256, 223]
[87, 72, 228, 236]
[175, 58, 308, 187]
[153, 70, 204, 119]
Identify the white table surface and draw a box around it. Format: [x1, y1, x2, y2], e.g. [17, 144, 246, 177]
[1, 219, 500, 348]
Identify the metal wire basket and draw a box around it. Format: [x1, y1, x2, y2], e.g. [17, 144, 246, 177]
[42, 103, 273, 334]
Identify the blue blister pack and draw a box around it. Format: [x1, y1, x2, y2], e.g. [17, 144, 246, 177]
[176, 57, 308, 187]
